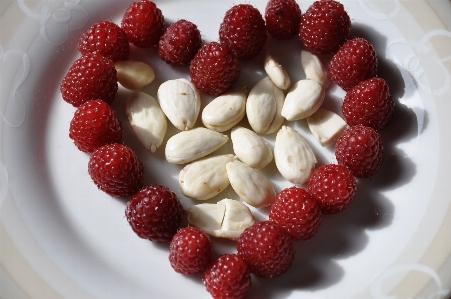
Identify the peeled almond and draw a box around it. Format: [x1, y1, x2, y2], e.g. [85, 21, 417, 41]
[246, 77, 285, 134]
[274, 126, 317, 184]
[126, 91, 167, 153]
[281, 79, 325, 121]
[307, 108, 348, 146]
[179, 154, 235, 200]
[115, 60, 155, 90]
[165, 127, 228, 164]
[186, 198, 255, 240]
[202, 86, 247, 132]
[157, 78, 201, 131]
[231, 126, 273, 169]
[264, 51, 291, 90]
[226, 160, 276, 208]
[301, 50, 330, 88]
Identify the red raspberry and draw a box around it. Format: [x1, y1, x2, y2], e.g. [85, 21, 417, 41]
[121, 0, 165, 48]
[269, 186, 322, 240]
[60, 53, 118, 107]
[88, 144, 143, 198]
[203, 254, 251, 299]
[298, 0, 351, 55]
[190, 42, 240, 96]
[78, 20, 129, 62]
[308, 164, 357, 214]
[125, 185, 185, 242]
[158, 19, 202, 66]
[69, 99, 122, 153]
[169, 227, 213, 275]
[329, 37, 378, 91]
[342, 77, 394, 131]
[335, 125, 383, 178]
[237, 221, 294, 278]
[265, 0, 302, 40]
[219, 4, 267, 60]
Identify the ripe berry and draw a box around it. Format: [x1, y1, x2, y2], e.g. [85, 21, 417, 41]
[125, 185, 185, 242]
[169, 227, 213, 275]
[265, 0, 301, 40]
[299, 0, 351, 55]
[158, 19, 202, 66]
[88, 144, 143, 198]
[60, 53, 118, 107]
[308, 164, 357, 214]
[329, 37, 378, 91]
[342, 77, 395, 131]
[335, 125, 383, 178]
[219, 4, 267, 60]
[121, 0, 165, 48]
[203, 254, 251, 299]
[78, 20, 129, 62]
[237, 221, 294, 278]
[190, 42, 240, 96]
[69, 99, 122, 153]
[269, 186, 322, 240]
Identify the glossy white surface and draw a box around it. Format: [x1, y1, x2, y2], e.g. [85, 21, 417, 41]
[1, 1, 451, 299]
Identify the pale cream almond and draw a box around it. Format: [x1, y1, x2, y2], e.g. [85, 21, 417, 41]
[301, 50, 330, 88]
[157, 78, 200, 131]
[179, 154, 235, 200]
[226, 160, 276, 208]
[115, 60, 155, 90]
[165, 127, 228, 164]
[231, 126, 273, 169]
[307, 108, 348, 146]
[264, 51, 291, 90]
[281, 79, 325, 121]
[274, 126, 317, 184]
[202, 86, 247, 132]
[126, 91, 167, 153]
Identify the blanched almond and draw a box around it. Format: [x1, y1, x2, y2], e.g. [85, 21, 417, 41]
[246, 77, 285, 134]
[281, 79, 325, 121]
[274, 126, 317, 184]
[157, 78, 200, 131]
[301, 50, 330, 88]
[115, 60, 155, 90]
[231, 126, 273, 169]
[264, 51, 291, 90]
[186, 198, 255, 240]
[226, 160, 276, 208]
[165, 127, 228, 164]
[179, 154, 235, 200]
[307, 108, 347, 146]
[202, 86, 247, 132]
[126, 91, 167, 153]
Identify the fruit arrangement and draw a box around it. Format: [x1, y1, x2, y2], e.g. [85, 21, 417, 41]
[60, 0, 396, 298]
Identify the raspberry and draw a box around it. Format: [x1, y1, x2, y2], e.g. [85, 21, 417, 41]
[269, 186, 322, 240]
[88, 144, 143, 198]
[203, 254, 251, 299]
[190, 42, 240, 96]
[298, 0, 351, 55]
[78, 20, 129, 62]
[60, 53, 118, 107]
[329, 37, 378, 91]
[169, 227, 213, 275]
[265, 0, 301, 40]
[237, 221, 294, 278]
[69, 99, 122, 153]
[335, 125, 383, 178]
[158, 19, 202, 66]
[219, 4, 267, 60]
[308, 164, 357, 214]
[121, 0, 165, 48]
[125, 185, 185, 242]
[342, 77, 394, 131]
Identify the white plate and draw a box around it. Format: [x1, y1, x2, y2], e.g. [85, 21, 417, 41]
[1, 1, 451, 298]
